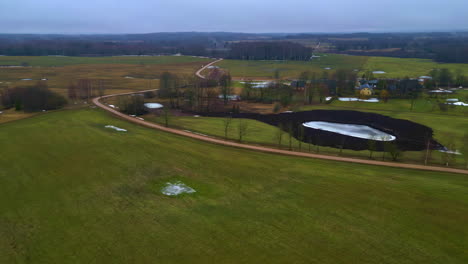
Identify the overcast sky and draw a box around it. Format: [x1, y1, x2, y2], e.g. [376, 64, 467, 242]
[1, 0, 467, 34]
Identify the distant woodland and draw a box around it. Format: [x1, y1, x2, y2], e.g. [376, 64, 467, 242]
[0, 32, 468, 63]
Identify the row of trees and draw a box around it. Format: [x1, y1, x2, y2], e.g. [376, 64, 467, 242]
[67, 79, 108, 101]
[227, 42, 312, 61]
[427, 68, 467, 88]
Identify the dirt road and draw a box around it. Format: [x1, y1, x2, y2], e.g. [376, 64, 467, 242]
[93, 61, 468, 175]
[195, 58, 223, 78]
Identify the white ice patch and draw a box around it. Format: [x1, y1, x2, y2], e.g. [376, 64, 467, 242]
[239, 81, 271, 88]
[105, 125, 127, 132]
[448, 101, 468, 106]
[339, 97, 379, 103]
[161, 182, 196, 196]
[144, 103, 163, 109]
[303, 121, 396, 141]
[439, 149, 462, 155]
[429, 89, 453, 93]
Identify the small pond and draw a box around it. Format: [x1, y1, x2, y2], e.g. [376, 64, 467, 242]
[144, 103, 163, 109]
[303, 121, 396, 141]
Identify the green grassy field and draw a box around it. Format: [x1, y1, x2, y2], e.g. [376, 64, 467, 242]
[0, 109, 467, 263]
[144, 115, 302, 146]
[216, 54, 368, 79]
[361, 56, 468, 78]
[214, 54, 468, 79]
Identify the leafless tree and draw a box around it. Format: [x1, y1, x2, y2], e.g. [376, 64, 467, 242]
[368, 136, 377, 159]
[461, 133, 468, 169]
[238, 119, 249, 142]
[163, 107, 171, 128]
[275, 123, 285, 148]
[223, 116, 232, 139]
[297, 125, 305, 150]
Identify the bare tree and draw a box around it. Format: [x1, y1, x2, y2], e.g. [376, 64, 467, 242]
[461, 133, 468, 169]
[163, 107, 171, 128]
[288, 122, 294, 151]
[315, 133, 321, 153]
[338, 136, 346, 156]
[441, 135, 457, 167]
[220, 73, 232, 105]
[67, 82, 78, 100]
[238, 119, 249, 142]
[368, 137, 377, 159]
[424, 134, 433, 166]
[297, 125, 305, 150]
[223, 116, 232, 139]
[386, 142, 403, 161]
[275, 123, 285, 148]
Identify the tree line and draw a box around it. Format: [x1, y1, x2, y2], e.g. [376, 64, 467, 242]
[227, 41, 312, 61]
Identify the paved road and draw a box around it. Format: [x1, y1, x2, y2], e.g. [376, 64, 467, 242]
[93, 61, 468, 175]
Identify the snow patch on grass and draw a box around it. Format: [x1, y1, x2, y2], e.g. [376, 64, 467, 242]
[105, 125, 127, 132]
[161, 182, 196, 196]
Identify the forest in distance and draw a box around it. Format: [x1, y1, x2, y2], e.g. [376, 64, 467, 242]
[1, 31, 468, 63]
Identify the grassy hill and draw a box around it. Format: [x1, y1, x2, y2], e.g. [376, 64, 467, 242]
[0, 108, 467, 263]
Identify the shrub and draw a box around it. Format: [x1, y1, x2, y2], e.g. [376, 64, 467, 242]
[1, 83, 66, 112]
[273, 103, 281, 113]
[118, 95, 147, 115]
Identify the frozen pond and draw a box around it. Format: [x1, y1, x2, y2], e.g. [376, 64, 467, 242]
[303, 121, 396, 141]
[144, 103, 163, 109]
[450, 101, 468, 106]
[239, 81, 271, 88]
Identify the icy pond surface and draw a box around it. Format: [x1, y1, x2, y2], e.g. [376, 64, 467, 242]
[303, 121, 396, 141]
[144, 103, 163, 109]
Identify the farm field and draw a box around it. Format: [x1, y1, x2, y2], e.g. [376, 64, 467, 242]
[0, 55, 210, 67]
[215, 54, 368, 79]
[212, 54, 468, 80]
[361, 56, 468, 78]
[0, 56, 211, 123]
[0, 56, 211, 97]
[0, 108, 467, 263]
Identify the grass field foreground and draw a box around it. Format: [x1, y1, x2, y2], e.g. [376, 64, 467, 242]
[0, 109, 467, 263]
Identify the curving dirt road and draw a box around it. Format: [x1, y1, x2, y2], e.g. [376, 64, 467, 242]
[195, 58, 223, 78]
[93, 60, 468, 175]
